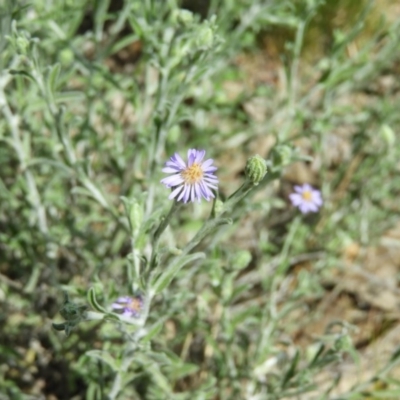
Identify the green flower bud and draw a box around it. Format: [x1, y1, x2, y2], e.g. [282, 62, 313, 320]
[270, 144, 293, 168]
[334, 334, 353, 352]
[59, 48, 74, 66]
[380, 124, 395, 147]
[232, 250, 252, 270]
[214, 199, 224, 216]
[16, 36, 29, 54]
[245, 154, 267, 185]
[172, 9, 194, 26]
[195, 25, 214, 49]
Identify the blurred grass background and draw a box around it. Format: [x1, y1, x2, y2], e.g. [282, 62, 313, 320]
[1, 0, 400, 399]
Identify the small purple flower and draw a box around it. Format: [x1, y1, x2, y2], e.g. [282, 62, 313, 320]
[111, 295, 143, 318]
[161, 149, 218, 203]
[289, 183, 323, 214]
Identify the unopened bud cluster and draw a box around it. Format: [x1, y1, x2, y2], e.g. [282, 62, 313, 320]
[245, 155, 267, 185]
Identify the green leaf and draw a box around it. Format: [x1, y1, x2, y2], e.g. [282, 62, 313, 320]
[391, 346, 400, 362]
[361, 390, 400, 399]
[110, 33, 139, 55]
[47, 63, 61, 95]
[141, 320, 164, 343]
[135, 354, 172, 394]
[169, 363, 199, 380]
[85, 350, 118, 371]
[27, 158, 74, 175]
[52, 322, 66, 331]
[281, 349, 300, 389]
[87, 287, 107, 313]
[151, 252, 205, 294]
[308, 343, 325, 368]
[231, 305, 259, 328]
[128, 16, 145, 38]
[86, 383, 102, 400]
[9, 69, 36, 82]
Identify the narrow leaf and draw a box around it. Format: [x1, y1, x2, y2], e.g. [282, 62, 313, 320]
[87, 287, 107, 313]
[47, 63, 61, 95]
[9, 69, 36, 82]
[85, 350, 118, 371]
[281, 349, 300, 389]
[141, 320, 164, 343]
[152, 252, 205, 294]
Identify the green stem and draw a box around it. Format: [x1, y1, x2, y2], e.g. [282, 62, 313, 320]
[149, 200, 182, 270]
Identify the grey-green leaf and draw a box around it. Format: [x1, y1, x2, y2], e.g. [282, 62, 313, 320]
[151, 252, 205, 294]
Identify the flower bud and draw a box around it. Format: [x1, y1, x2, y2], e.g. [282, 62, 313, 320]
[16, 36, 29, 54]
[214, 199, 224, 216]
[245, 155, 267, 185]
[380, 124, 395, 147]
[195, 25, 214, 49]
[172, 9, 194, 26]
[53, 292, 88, 336]
[270, 144, 293, 168]
[334, 335, 353, 352]
[232, 250, 252, 270]
[59, 48, 74, 66]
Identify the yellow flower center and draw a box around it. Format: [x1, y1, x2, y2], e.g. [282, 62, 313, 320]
[128, 298, 142, 312]
[302, 191, 312, 202]
[181, 163, 203, 184]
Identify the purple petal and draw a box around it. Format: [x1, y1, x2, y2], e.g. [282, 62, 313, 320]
[183, 184, 191, 203]
[201, 158, 214, 169]
[205, 183, 218, 190]
[161, 175, 184, 187]
[122, 310, 134, 318]
[205, 178, 218, 185]
[171, 153, 186, 169]
[190, 185, 196, 202]
[195, 150, 206, 163]
[165, 160, 183, 170]
[194, 182, 201, 201]
[312, 192, 323, 206]
[162, 166, 181, 173]
[203, 173, 218, 180]
[177, 185, 188, 202]
[204, 171, 218, 178]
[203, 165, 217, 173]
[299, 203, 311, 214]
[294, 185, 304, 194]
[187, 149, 197, 166]
[115, 296, 131, 303]
[289, 193, 303, 206]
[169, 185, 183, 200]
[200, 182, 214, 200]
[307, 203, 319, 212]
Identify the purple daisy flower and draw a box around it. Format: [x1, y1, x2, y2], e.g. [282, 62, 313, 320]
[111, 295, 143, 318]
[160, 149, 218, 203]
[289, 183, 323, 214]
